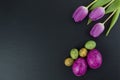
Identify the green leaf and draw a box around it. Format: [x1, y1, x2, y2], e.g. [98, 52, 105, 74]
[106, 8, 120, 36]
[90, 0, 111, 10]
[105, 0, 120, 14]
[87, 19, 92, 25]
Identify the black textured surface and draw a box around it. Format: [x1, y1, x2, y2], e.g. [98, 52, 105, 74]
[0, 0, 120, 80]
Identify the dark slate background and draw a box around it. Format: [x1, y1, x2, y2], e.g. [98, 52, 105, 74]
[0, 0, 119, 80]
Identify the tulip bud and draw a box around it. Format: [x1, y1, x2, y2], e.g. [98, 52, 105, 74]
[89, 7, 105, 21]
[72, 6, 88, 22]
[90, 23, 105, 38]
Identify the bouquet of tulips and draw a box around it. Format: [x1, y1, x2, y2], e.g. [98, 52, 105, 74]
[72, 0, 120, 38]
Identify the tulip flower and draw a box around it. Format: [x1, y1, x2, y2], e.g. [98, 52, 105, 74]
[89, 7, 105, 21]
[72, 0, 97, 22]
[72, 6, 88, 22]
[88, 0, 115, 24]
[90, 10, 116, 38]
[90, 23, 104, 38]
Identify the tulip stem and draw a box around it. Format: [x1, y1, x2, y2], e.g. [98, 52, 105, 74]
[103, 10, 116, 24]
[87, 0, 98, 8]
[104, 0, 115, 9]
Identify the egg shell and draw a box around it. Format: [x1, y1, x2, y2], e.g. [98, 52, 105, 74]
[70, 48, 79, 59]
[72, 58, 87, 76]
[87, 49, 102, 69]
[64, 58, 74, 67]
[85, 40, 96, 50]
[79, 48, 88, 57]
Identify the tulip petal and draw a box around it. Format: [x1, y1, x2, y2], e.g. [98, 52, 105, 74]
[72, 6, 82, 18]
[90, 23, 104, 38]
[72, 6, 88, 22]
[89, 7, 105, 21]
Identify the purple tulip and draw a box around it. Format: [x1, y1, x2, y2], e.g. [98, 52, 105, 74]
[72, 6, 88, 22]
[90, 23, 105, 38]
[89, 7, 105, 21]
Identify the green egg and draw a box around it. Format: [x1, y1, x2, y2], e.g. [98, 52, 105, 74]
[85, 40, 96, 50]
[70, 48, 79, 59]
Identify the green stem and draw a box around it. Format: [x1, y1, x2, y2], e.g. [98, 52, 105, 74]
[104, 0, 115, 9]
[106, 8, 120, 36]
[103, 10, 116, 24]
[87, 0, 98, 8]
